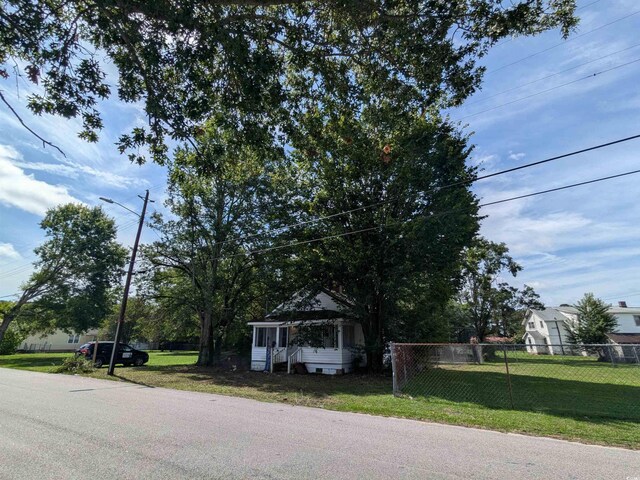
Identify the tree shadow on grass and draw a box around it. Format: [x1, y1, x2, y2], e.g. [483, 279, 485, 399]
[502, 355, 638, 369]
[153, 351, 199, 356]
[0, 354, 69, 369]
[128, 363, 392, 398]
[402, 368, 640, 423]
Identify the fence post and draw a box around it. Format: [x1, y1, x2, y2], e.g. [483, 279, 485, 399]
[502, 345, 515, 409]
[390, 342, 398, 396]
[608, 344, 616, 367]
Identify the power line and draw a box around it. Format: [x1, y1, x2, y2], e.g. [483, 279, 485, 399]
[465, 42, 640, 108]
[211, 166, 640, 261]
[458, 57, 640, 121]
[481, 168, 640, 207]
[475, 133, 640, 180]
[205, 133, 640, 248]
[602, 291, 640, 301]
[488, 9, 640, 75]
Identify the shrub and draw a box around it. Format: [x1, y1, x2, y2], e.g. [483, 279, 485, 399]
[0, 324, 25, 355]
[55, 355, 95, 374]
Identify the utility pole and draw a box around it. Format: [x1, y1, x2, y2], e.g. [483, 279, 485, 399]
[107, 190, 150, 376]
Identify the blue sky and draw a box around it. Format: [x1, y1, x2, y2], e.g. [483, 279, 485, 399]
[1, 0, 639, 307]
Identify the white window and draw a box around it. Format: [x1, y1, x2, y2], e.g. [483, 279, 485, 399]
[634, 315, 640, 326]
[528, 321, 535, 329]
[540, 321, 544, 328]
[67, 334, 80, 344]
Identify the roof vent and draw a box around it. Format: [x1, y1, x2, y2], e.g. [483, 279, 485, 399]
[618, 301, 627, 308]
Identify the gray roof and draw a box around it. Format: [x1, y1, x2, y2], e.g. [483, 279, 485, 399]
[607, 333, 640, 344]
[529, 307, 572, 322]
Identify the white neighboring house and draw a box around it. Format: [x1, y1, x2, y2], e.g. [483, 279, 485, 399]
[20, 329, 99, 352]
[249, 289, 366, 375]
[523, 302, 640, 355]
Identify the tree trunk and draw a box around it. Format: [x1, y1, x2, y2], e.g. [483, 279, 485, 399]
[197, 311, 214, 366]
[364, 294, 385, 373]
[0, 314, 13, 345]
[213, 333, 223, 366]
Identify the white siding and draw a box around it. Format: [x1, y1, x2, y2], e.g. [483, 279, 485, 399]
[250, 321, 366, 374]
[21, 329, 98, 352]
[615, 313, 640, 334]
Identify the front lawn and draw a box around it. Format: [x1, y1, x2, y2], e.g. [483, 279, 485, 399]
[1, 351, 638, 449]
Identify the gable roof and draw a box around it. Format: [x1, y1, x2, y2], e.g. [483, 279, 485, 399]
[525, 307, 573, 325]
[264, 289, 355, 321]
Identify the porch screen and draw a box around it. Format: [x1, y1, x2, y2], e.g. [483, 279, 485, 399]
[323, 325, 337, 348]
[279, 328, 288, 348]
[255, 327, 277, 347]
[342, 325, 355, 348]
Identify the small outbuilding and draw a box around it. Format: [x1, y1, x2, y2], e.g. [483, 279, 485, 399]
[248, 289, 366, 374]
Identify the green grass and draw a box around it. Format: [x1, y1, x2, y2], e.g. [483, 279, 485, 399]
[1, 351, 638, 449]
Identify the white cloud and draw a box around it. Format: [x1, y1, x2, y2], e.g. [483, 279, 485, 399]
[0, 145, 80, 216]
[508, 152, 526, 161]
[12, 158, 150, 189]
[0, 242, 20, 260]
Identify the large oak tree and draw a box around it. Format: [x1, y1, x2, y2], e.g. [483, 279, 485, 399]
[284, 107, 479, 371]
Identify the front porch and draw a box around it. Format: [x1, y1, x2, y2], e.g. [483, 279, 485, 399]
[249, 321, 364, 375]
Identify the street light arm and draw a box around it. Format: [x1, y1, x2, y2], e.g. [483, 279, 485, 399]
[99, 197, 140, 217]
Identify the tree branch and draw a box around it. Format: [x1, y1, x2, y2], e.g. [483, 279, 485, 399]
[0, 90, 66, 157]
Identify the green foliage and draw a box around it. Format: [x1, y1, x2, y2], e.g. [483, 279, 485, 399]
[569, 293, 618, 350]
[143, 122, 279, 365]
[0, 1, 577, 162]
[54, 355, 95, 374]
[0, 304, 25, 354]
[0, 204, 127, 346]
[457, 237, 542, 341]
[98, 296, 199, 345]
[0, 325, 24, 354]
[0, 301, 24, 354]
[283, 110, 480, 370]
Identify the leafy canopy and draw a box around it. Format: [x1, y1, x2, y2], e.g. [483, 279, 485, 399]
[569, 292, 618, 346]
[285, 108, 480, 369]
[0, 204, 126, 346]
[0, 0, 577, 162]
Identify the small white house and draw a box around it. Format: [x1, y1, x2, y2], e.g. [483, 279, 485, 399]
[523, 301, 640, 355]
[20, 329, 99, 352]
[249, 289, 366, 375]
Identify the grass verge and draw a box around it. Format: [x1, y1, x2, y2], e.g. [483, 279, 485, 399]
[1, 351, 638, 449]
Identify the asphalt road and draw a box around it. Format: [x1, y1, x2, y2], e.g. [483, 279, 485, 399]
[0, 368, 638, 480]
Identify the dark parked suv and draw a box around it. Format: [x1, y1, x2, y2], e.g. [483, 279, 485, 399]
[76, 342, 149, 368]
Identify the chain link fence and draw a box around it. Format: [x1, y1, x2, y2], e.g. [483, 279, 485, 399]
[390, 343, 640, 421]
